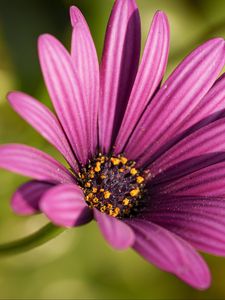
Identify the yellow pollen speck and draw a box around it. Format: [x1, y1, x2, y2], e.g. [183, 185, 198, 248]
[100, 188, 104, 192]
[122, 198, 130, 206]
[130, 168, 138, 175]
[85, 182, 91, 188]
[107, 203, 113, 209]
[120, 157, 128, 164]
[100, 157, 105, 163]
[93, 197, 99, 204]
[100, 206, 106, 212]
[95, 162, 101, 172]
[109, 210, 114, 216]
[111, 157, 120, 165]
[136, 176, 144, 184]
[89, 170, 95, 178]
[92, 187, 98, 193]
[86, 192, 94, 201]
[112, 207, 120, 217]
[119, 168, 124, 172]
[130, 188, 140, 197]
[101, 175, 107, 179]
[104, 191, 111, 199]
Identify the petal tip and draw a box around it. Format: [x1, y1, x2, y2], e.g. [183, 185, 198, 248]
[6, 91, 16, 103]
[194, 273, 211, 290]
[38, 34, 55, 49]
[70, 6, 83, 27]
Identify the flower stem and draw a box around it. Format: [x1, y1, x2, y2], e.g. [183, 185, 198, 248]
[0, 223, 66, 257]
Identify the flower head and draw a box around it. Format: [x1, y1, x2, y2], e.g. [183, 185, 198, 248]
[1, 0, 225, 290]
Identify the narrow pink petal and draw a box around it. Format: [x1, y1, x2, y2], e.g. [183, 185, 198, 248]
[175, 72, 225, 136]
[94, 209, 135, 250]
[11, 180, 53, 215]
[70, 6, 99, 155]
[0, 144, 74, 184]
[129, 219, 210, 289]
[125, 38, 225, 167]
[150, 117, 225, 182]
[146, 195, 225, 255]
[99, 0, 141, 153]
[40, 184, 93, 227]
[156, 160, 225, 196]
[38, 34, 89, 165]
[115, 11, 170, 153]
[145, 73, 225, 171]
[8, 91, 78, 171]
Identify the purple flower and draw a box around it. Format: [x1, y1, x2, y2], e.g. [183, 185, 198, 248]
[1, 0, 225, 289]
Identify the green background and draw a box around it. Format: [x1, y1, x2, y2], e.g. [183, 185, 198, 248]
[0, 0, 225, 299]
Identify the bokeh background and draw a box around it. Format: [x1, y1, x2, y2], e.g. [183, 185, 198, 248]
[0, 0, 225, 299]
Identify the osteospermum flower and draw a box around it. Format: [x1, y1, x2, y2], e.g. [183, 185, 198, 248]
[1, 0, 225, 289]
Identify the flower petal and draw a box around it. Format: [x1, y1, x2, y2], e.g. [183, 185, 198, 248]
[145, 73, 225, 171]
[40, 184, 93, 227]
[0, 144, 74, 184]
[8, 91, 78, 171]
[150, 117, 225, 183]
[146, 195, 225, 256]
[115, 11, 170, 153]
[38, 34, 89, 165]
[99, 0, 141, 153]
[128, 219, 210, 289]
[175, 72, 225, 137]
[70, 6, 99, 154]
[94, 209, 135, 250]
[11, 180, 53, 215]
[125, 38, 225, 167]
[155, 159, 225, 196]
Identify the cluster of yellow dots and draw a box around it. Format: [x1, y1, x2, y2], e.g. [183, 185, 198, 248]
[78, 154, 145, 218]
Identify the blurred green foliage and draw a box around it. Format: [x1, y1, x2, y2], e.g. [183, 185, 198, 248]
[0, 0, 225, 299]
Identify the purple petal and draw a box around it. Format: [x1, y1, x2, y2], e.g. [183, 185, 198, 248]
[38, 34, 89, 165]
[155, 160, 225, 196]
[8, 91, 78, 171]
[0, 144, 74, 184]
[94, 209, 135, 250]
[70, 6, 99, 155]
[150, 153, 225, 188]
[115, 11, 170, 153]
[128, 219, 210, 289]
[146, 195, 225, 256]
[40, 184, 93, 227]
[125, 38, 225, 167]
[11, 180, 53, 215]
[99, 0, 141, 153]
[145, 73, 225, 171]
[150, 117, 225, 183]
[175, 72, 225, 136]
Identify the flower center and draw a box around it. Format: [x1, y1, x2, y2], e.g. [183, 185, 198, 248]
[78, 153, 146, 219]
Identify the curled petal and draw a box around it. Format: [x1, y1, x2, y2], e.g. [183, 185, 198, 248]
[40, 184, 93, 228]
[94, 209, 135, 250]
[11, 180, 53, 215]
